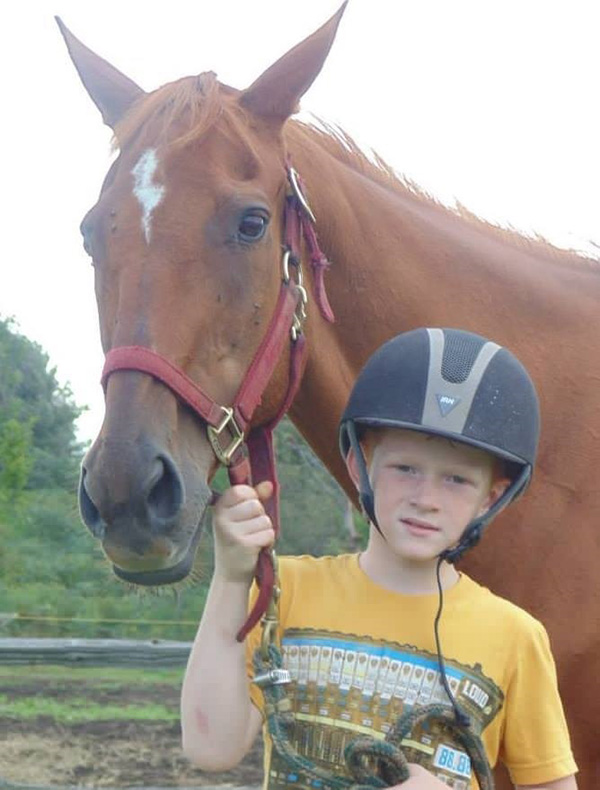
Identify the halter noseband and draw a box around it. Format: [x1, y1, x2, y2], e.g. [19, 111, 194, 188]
[101, 164, 333, 641]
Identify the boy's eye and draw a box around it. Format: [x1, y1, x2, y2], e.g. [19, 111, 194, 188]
[396, 464, 415, 474]
[448, 474, 470, 485]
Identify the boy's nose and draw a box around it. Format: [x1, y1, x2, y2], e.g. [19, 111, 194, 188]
[409, 477, 440, 510]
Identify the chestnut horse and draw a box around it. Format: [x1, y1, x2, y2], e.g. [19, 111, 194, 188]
[58, 6, 597, 788]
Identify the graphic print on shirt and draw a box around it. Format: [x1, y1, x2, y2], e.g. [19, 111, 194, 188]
[266, 628, 504, 790]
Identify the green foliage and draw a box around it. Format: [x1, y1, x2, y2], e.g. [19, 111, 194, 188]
[0, 417, 34, 496]
[0, 665, 182, 684]
[0, 317, 85, 492]
[275, 419, 364, 556]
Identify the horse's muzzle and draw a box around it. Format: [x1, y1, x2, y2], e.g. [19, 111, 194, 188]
[79, 450, 185, 535]
[77, 439, 209, 583]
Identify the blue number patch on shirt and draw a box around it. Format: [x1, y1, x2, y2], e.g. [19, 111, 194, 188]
[433, 744, 471, 778]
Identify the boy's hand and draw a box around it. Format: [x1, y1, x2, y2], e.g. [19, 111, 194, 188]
[391, 763, 449, 788]
[212, 481, 275, 584]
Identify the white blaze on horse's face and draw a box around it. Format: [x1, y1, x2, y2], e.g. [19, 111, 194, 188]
[131, 148, 165, 243]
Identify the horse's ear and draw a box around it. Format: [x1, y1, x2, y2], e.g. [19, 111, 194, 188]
[240, 2, 348, 123]
[56, 17, 145, 130]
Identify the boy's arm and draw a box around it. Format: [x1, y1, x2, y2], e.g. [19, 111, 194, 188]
[390, 764, 453, 788]
[515, 776, 578, 790]
[180, 482, 274, 770]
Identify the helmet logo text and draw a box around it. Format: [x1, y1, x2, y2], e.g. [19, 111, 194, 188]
[436, 393, 461, 417]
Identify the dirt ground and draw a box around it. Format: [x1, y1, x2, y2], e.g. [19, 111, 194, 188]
[0, 677, 263, 788]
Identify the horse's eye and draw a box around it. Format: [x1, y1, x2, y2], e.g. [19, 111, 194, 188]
[238, 212, 268, 242]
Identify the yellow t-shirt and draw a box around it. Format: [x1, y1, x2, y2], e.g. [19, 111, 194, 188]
[246, 554, 576, 789]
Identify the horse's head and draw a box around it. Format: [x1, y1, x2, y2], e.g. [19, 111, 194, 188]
[57, 6, 346, 585]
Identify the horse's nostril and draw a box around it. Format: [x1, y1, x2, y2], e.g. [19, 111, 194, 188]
[147, 455, 184, 525]
[78, 469, 106, 539]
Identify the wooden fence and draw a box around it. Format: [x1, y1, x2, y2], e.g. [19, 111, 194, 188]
[0, 637, 192, 668]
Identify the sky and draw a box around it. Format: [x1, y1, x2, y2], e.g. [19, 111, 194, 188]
[2, 1, 598, 444]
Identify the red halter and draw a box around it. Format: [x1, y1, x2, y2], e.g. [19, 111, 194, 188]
[101, 165, 333, 641]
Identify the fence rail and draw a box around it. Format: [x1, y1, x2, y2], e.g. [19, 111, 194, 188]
[0, 637, 193, 668]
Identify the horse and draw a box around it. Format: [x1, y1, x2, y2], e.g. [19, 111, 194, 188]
[58, 6, 598, 788]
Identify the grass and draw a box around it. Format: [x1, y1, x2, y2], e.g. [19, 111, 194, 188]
[0, 664, 183, 724]
[0, 693, 179, 723]
[0, 664, 183, 685]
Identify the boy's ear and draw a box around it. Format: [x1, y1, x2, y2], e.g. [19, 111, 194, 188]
[479, 477, 511, 516]
[344, 447, 362, 490]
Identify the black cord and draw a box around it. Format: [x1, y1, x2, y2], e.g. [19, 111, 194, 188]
[434, 557, 471, 729]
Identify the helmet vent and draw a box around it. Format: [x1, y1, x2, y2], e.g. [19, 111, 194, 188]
[441, 332, 486, 383]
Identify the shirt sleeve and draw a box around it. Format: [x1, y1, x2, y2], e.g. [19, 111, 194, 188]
[499, 619, 577, 785]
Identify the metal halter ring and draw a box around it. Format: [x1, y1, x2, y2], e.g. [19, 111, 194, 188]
[282, 249, 303, 285]
[206, 407, 245, 466]
[282, 250, 308, 340]
[287, 166, 316, 223]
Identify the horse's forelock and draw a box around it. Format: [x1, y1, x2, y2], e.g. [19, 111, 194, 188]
[112, 72, 230, 153]
[111, 73, 265, 180]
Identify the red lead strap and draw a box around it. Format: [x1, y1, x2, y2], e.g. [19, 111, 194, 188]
[235, 332, 307, 641]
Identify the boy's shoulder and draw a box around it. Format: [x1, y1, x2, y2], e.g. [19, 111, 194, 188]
[459, 573, 549, 641]
[278, 552, 355, 581]
[277, 553, 362, 599]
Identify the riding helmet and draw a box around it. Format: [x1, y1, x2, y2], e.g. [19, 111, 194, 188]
[339, 327, 540, 561]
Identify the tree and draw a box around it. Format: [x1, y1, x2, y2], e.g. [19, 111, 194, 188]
[0, 317, 85, 492]
[0, 418, 33, 495]
[274, 418, 366, 556]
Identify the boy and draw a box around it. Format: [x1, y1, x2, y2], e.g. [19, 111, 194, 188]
[181, 327, 577, 790]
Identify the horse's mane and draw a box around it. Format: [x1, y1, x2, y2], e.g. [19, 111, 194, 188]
[292, 120, 597, 268]
[114, 75, 596, 267]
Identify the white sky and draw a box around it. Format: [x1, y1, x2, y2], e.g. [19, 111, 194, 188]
[2, 1, 598, 444]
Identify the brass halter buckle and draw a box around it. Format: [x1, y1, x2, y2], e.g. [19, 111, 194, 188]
[206, 407, 245, 466]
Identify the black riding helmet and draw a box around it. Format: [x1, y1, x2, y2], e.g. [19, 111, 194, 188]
[339, 327, 540, 562]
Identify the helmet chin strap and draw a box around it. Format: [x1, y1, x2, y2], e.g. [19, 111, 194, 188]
[346, 422, 381, 533]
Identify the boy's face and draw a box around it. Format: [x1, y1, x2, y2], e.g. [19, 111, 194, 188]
[348, 428, 509, 563]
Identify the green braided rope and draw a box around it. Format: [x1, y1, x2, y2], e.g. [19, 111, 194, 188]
[255, 646, 364, 789]
[344, 737, 409, 787]
[254, 645, 495, 790]
[385, 703, 494, 789]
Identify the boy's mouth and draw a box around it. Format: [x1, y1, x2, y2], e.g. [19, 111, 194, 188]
[401, 518, 440, 534]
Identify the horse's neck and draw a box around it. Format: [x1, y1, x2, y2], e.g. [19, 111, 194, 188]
[286, 126, 599, 492]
